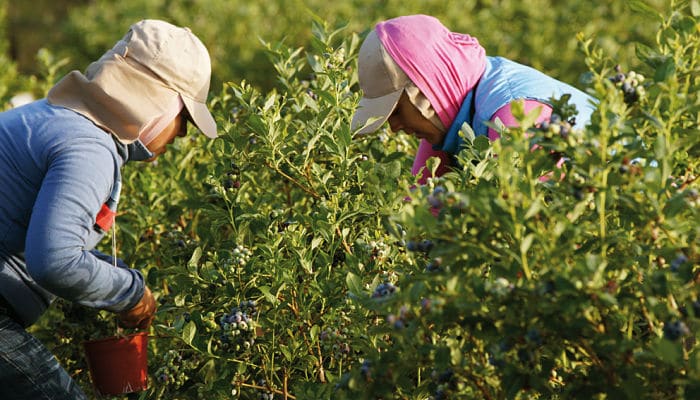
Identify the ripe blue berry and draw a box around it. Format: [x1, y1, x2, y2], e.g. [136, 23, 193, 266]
[670, 254, 688, 272]
[663, 320, 689, 341]
[419, 240, 434, 253]
[427, 195, 443, 209]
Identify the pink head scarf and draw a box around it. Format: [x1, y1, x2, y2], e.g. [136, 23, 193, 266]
[375, 15, 487, 130]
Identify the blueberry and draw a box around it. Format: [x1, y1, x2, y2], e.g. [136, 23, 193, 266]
[663, 320, 689, 341]
[360, 360, 371, 379]
[426, 257, 443, 272]
[543, 280, 555, 294]
[432, 186, 446, 195]
[433, 389, 447, 400]
[427, 195, 443, 208]
[488, 355, 505, 368]
[438, 369, 453, 383]
[498, 340, 512, 352]
[670, 254, 688, 272]
[406, 241, 419, 252]
[419, 240, 434, 253]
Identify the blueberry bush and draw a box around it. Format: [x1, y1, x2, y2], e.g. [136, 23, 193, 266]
[4, 0, 700, 399]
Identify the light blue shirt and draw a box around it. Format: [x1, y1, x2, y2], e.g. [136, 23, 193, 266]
[438, 56, 597, 154]
[0, 99, 144, 326]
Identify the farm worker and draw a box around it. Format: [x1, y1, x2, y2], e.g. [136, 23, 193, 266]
[0, 19, 217, 399]
[351, 14, 596, 184]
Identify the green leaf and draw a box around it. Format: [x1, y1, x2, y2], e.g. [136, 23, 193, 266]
[310, 324, 320, 341]
[520, 233, 535, 254]
[302, 93, 319, 112]
[279, 344, 293, 361]
[459, 122, 476, 145]
[653, 339, 683, 366]
[408, 281, 426, 301]
[654, 131, 668, 159]
[654, 58, 676, 82]
[524, 200, 542, 220]
[692, 0, 700, 16]
[346, 272, 363, 296]
[258, 285, 279, 305]
[200, 359, 217, 384]
[262, 93, 277, 112]
[473, 135, 491, 152]
[627, 0, 662, 21]
[473, 158, 490, 179]
[378, 160, 402, 179]
[446, 276, 460, 293]
[447, 338, 463, 365]
[247, 114, 267, 135]
[187, 247, 202, 269]
[182, 321, 196, 345]
[598, 292, 618, 306]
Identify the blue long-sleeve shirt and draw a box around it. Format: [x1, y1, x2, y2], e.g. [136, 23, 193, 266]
[0, 99, 144, 327]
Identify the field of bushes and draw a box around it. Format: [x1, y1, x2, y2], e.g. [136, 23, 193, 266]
[1, 0, 698, 399]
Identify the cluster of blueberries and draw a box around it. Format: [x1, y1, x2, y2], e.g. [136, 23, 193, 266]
[320, 327, 352, 361]
[256, 379, 275, 400]
[219, 301, 258, 353]
[430, 368, 458, 400]
[372, 282, 398, 298]
[155, 349, 196, 389]
[609, 65, 646, 105]
[230, 244, 253, 268]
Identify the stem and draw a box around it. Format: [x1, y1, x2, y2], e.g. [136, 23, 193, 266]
[315, 335, 327, 383]
[465, 371, 494, 400]
[239, 382, 297, 400]
[265, 160, 321, 199]
[512, 205, 532, 280]
[598, 124, 608, 258]
[336, 226, 353, 255]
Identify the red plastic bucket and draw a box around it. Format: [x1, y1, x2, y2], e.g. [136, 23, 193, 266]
[83, 332, 149, 396]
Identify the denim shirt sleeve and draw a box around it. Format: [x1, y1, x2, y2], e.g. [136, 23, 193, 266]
[23, 138, 144, 313]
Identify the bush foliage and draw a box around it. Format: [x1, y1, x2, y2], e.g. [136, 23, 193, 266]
[3, 0, 699, 399]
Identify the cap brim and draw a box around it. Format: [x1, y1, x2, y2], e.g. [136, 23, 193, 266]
[182, 96, 218, 139]
[351, 88, 403, 136]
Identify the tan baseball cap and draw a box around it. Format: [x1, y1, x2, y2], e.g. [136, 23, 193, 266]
[351, 30, 411, 135]
[122, 19, 217, 139]
[48, 19, 217, 143]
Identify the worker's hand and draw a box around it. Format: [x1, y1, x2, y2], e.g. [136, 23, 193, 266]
[118, 286, 157, 330]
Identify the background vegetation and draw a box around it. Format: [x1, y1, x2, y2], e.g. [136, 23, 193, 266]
[7, 0, 667, 90]
[2, 0, 698, 399]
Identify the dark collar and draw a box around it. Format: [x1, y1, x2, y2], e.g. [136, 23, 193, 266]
[112, 136, 155, 162]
